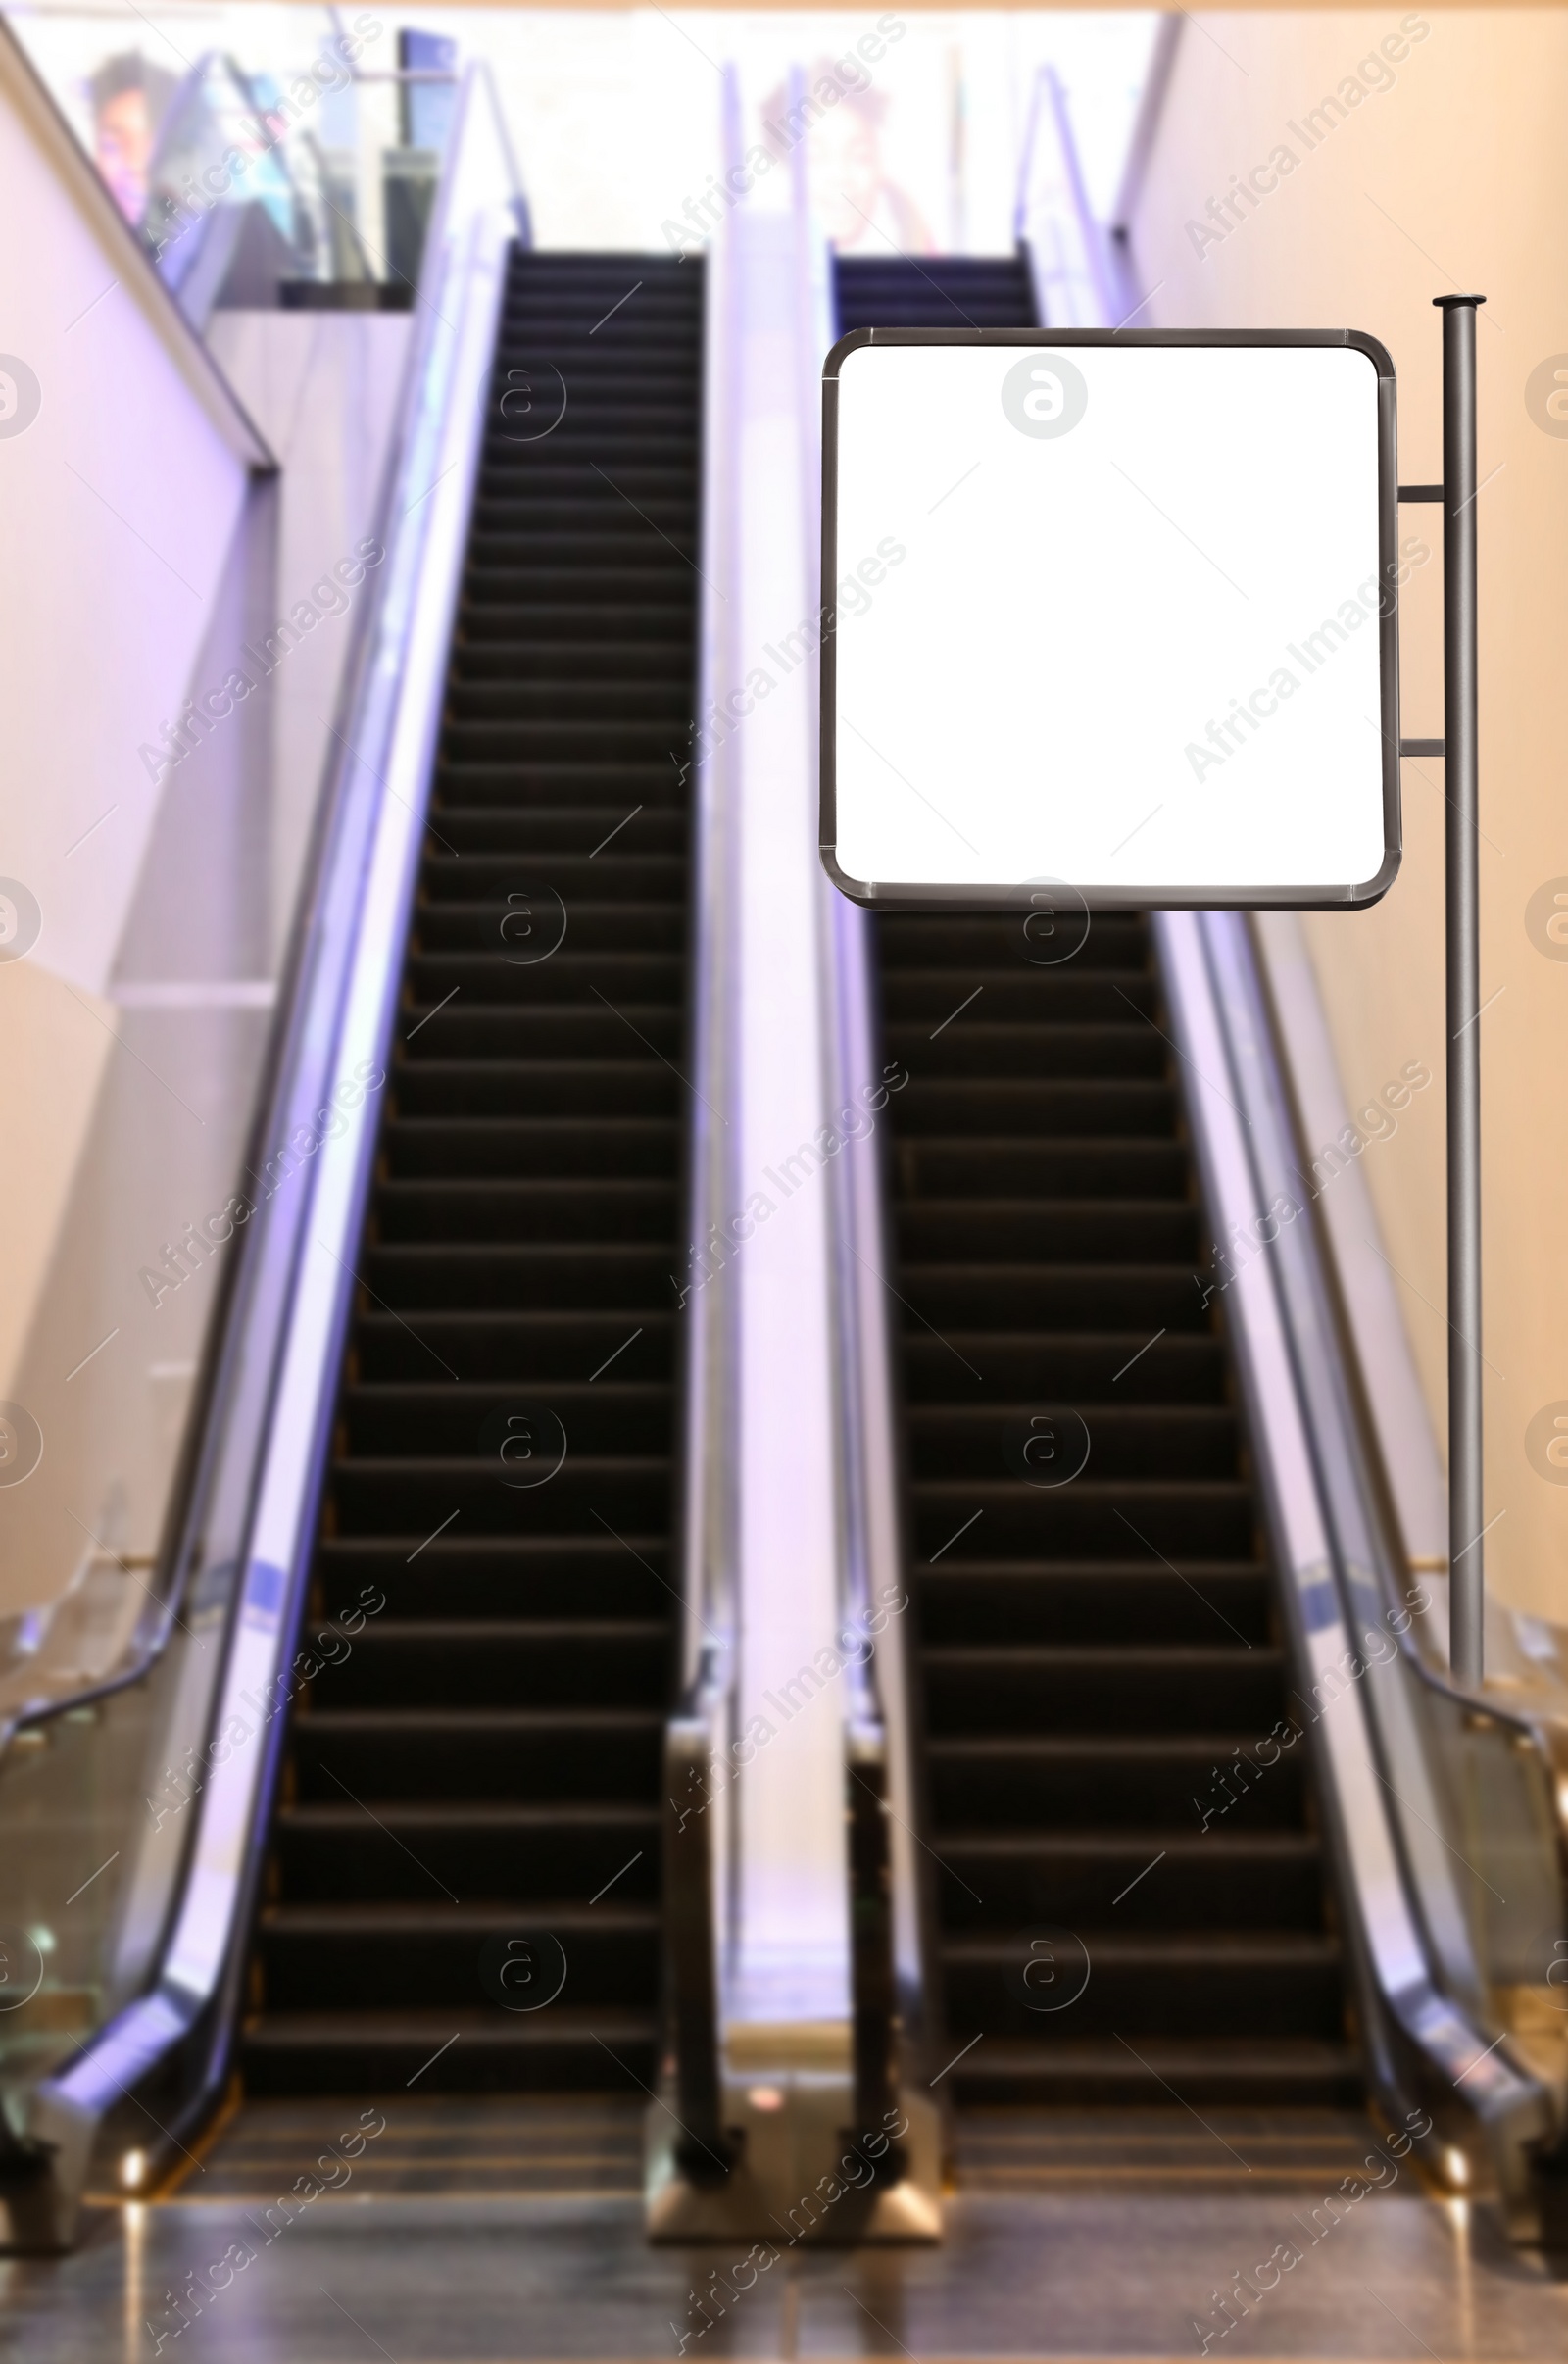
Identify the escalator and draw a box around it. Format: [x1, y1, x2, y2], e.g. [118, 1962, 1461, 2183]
[833, 252, 1036, 330]
[835, 255, 1360, 2113]
[240, 251, 702, 2097]
[12, 48, 1567, 2285]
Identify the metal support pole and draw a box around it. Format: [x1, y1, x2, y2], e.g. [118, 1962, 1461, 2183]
[1437, 293, 1485, 1686]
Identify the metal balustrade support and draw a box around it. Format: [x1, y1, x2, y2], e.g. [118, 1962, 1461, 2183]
[1436, 294, 1486, 1686]
[663, 1659, 733, 2186]
[845, 1720, 904, 2170]
[1393, 302, 1488, 1685]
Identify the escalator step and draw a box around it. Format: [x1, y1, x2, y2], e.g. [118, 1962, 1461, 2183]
[242, 2011, 660, 2097]
[274, 1803, 662, 1902]
[948, 2040, 1362, 2112]
[936, 1832, 1330, 1929]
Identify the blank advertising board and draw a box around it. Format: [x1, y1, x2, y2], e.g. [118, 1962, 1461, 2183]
[820, 331, 1402, 911]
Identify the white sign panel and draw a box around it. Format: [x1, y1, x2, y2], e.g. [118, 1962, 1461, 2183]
[820, 332, 1401, 911]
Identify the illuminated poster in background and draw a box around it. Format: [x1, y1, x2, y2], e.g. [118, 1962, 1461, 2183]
[6, 7, 1157, 263]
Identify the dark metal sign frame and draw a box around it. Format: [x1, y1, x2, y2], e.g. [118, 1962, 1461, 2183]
[819, 325, 1401, 914]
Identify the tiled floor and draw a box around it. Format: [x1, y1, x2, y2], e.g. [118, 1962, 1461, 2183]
[4, 2104, 1566, 2360]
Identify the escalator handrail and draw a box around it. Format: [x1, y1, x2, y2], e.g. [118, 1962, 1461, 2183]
[0, 18, 271, 468]
[22, 63, 522, 2218]
[803, 107, 907, 2128]
[661, 62, 742, 2171]
[675, 71, 741, 1709]
[803, 109, 929, 2122]
[1013, 63, 1118, 329]
[1254, 949, 1568, 1748]
[1226, 914, 1568, 2106]
[1161, 910, 1558, 2216]
[1010, 61, 1050, 249]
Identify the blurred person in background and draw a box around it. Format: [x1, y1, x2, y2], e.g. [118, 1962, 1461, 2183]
[89, 50, 178, 223]
[760, 53, 933, 253]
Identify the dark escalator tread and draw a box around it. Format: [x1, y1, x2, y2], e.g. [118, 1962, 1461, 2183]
[844, 251, 1360, 2113]
[921, 1644, 1289, 1733]
[254, 1904, 660, 2011]
[941, 1930, 1348, 2042]
[310, 1618, 670, 1708]
[920, 1559, 1277, 1647]
[240, 250, 700, 2098]
[926, 1735, 1309, 1831]
[318, 1535, 673, 1617]
[288, 1707, 664, 1801]
[900, 1333, 1226, 1401]
[908, 1404, 1239, 1472]
[242, 2011, 661, 2098]
[340, 1381, 674, 1449]
[273, 1802, 662, 1902]
[950, 2040, 1363, 2112]
[834, 253, 1037, 331]
[935, 1831, 1331, 1930]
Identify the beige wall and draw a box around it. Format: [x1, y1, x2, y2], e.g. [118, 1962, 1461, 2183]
[0, 39, 253, 1404]
[0, 36, 406, 1612]
[1131, 9, 1568, 1618]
